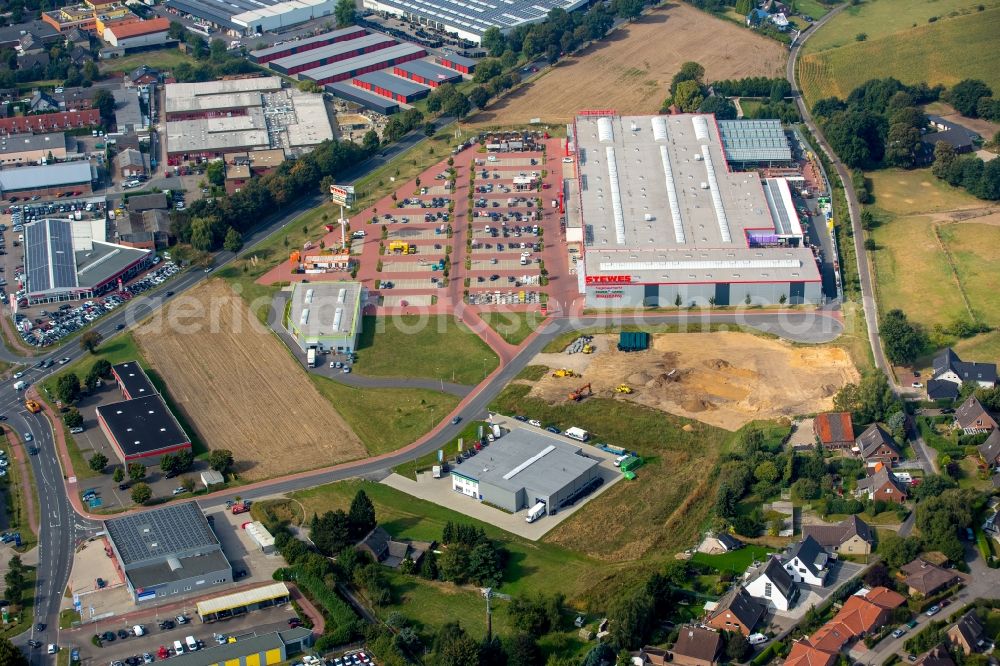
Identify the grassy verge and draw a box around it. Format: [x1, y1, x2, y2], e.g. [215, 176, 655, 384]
[355, 315, 499, 385]
[59, 608, 80, 629]
[0, 568, 36, 639]
[0, 433, 38, 551]
[309, 376, 460, 456]
[478, 311, 542, 345]
[514, 365, 548, 381]
[393, 420, 489, 479]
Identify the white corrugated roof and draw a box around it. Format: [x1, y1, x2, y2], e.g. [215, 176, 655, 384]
[196, 582, 289, 615]
[0, 161, 92, 191]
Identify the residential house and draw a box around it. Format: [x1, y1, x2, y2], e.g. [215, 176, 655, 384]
[832, 595, 890, 637]
[671, 626, 722, 666]
[978, 430, 1000, 468]
[129, 65, 160, 86]
[745, 556, 799, 611]
[707, 586, 764, 637]
[856, 424, 901, 466]
[783, 639, 838, 666]
[0, 20, 61, 50]
[954, 396, 998, 435]
[635, 646, 669, 666]
[28, 91, 60, 113]
[355, 526, 430, 569]
[770, 12, 790, 28]
[67, 45, 91, 66]
[65, 27, 90, 48]
[864, 586, 906, 611]
[699, 532, 743, 555]
[802, 516, 875, 557]
[783, 535, 829, 586]
[855, 466, 907, 504]
[921, 118, 981, 160]
[814, 412, 855, 451]
[19, 33, 45, 55]
[927, 348, 997, 401]
[900, 558, 962, 597]
[115, 148, 145, 178]
[18, 52, 51, 72]
[807, 621, 853, 654]
[947, 610, 985, 655]
[746, 8, 770, 26]
[913, 646, 957, 666]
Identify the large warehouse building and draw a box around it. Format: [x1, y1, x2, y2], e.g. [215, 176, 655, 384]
[450, 429, 601, 513]
[570, 113, 821, 308]
[248, 25, 366, 63]
[165, 0, 337, 35]
[268, 34, 395, 75]
[104, 501, 232, 604]
[298, 43, 425, 85]
[362, 0, 587, 44]
[0, 161, 94, 199]
[21, 218, 151, 305]
[325, 82, 399, 115]
[284, 281, 364, 354]
[353, 70, 429, 103]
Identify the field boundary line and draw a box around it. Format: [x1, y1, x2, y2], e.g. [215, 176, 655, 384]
[933, 221, 980, 324]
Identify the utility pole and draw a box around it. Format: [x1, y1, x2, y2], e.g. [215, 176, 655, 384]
[484, 587, 493, 641]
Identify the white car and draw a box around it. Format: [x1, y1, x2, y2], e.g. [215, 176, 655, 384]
[12, 371, 23, 379]
[562, 157, 574, 163]
[172, 487, 187, 495]
[47, 645, 57, 654]
[528, 419, 542, 427]
[911, 382, 923, 388]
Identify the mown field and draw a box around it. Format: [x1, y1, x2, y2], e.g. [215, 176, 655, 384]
[799, 6, 1000, 104]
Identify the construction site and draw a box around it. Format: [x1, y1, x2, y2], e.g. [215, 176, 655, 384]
[520, 332, 859, 431]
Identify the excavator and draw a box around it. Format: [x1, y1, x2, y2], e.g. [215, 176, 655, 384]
[568, 383, 593, 402]
[551, 368, 580, 378]
[615, 384, 633, 394]
[582, 343, 594, 354]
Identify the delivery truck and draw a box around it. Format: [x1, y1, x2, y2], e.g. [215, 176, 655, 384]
[526, 502, 546, 523]
[307, 348, 316, 367]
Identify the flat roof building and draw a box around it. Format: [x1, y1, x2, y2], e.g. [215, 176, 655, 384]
[450, 428, 601, 513]
[284, 281, 364, 354]
[165, 0, 338, 35]
[353, 70, 429, 103]
[717, 119, 793, 165]
[158, 628, 311, 666]
[325, 82, 400, 115]
[571, 113, 821, 308]
[248, 25, 366, 63]
[104, 501, 232, 603]
[0, 161, 93, 198]
[104, 17, 170, 49]
[96, 393, 191, 464]
[111, 361, 157, 400]
[362, 0, 587, 44]
[196, 583, 291, 622]
[268, 34, 396, 75]
[22, 218, 152, 305]
[437, 53, 476, 74]
[298, 43, 425, 85]
[0, 132, 68, 166]
[393, 60, 463, 87]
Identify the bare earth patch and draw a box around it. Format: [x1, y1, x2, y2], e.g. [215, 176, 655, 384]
[527, 332, 859, 431]
[134, 280, 366, 480]
[470, 2, 786, 126]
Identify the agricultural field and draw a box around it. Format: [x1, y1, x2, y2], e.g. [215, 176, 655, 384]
[868, 169, 1000, 351]
[799, 5, 1000, 104]
[471, 2, 786, 126]
[133, 280, 367, 480]
[522, 332, 858, 431]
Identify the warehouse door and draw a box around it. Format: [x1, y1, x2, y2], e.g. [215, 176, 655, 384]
[714, 283, 730, 306]
[789, 282, 805, 304]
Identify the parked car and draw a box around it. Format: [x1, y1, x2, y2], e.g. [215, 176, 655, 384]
[925, 605, 941, 617]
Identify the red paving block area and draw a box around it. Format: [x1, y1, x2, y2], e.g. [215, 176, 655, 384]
[259, 138, 580, 357]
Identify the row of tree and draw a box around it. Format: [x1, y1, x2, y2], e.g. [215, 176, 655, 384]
[942, 79, 1000, 121]
[310, 489, 377, 556]
[931, 140, 1000, 201]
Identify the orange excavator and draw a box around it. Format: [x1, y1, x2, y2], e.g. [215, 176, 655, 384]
[568, 383, 592, 402]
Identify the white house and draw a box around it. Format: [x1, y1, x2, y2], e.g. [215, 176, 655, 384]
[783, 535, 829, 586]
[745, 556, 799, 611]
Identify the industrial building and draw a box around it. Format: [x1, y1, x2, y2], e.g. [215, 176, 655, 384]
[298, 43, 425, 85]
[393, 59, 462, 87]
[716, 119, 794, 167]
[0, 161, 93, 199]
[362, 0, 587, 43]
[248, 25, 366, 63]
[268, 34, 395, 75]
[325, 82, 400, 115]
[165, 0, 337, 36]
[437, 53, 476, 74]
[21, 218, 151, 305]
[104, 501, 232, 604]
[196, 583, 291, 622]
[0, 132, 68, 166]
[103, 17, 171, 49]
[111, 361, 157, 400]
[450, 428, 601, 513]
[164, 78, 334, 163]
[160, 628, 311, 666]
[96, 393, 191, 465]
[353, 70, 429, 103]
[570, 113, 821, 308]
[284, 281, 364, 354]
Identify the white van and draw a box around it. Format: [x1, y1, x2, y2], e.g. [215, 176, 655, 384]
[173, 640, 184, 655]
[133, 625, 145, 636]
[748, 633, 768, 646]
[185, 636, 199, 652]
[13, 381, 26, 391]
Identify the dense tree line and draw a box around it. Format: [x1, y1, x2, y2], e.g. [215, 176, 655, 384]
[481, 4, 616, 63]
[833, 372, 901, 425]
[163, 24, 262, 82]
[880, 308, 928, 364]
[712, 77, 791, 99]
[943, 79, 1000, 121]
[427, 521, 507, 587]
[310, 489, 377, 556]
[931, 140, 1000, 200]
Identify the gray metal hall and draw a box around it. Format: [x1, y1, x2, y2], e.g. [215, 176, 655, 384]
[104, 501, 233, 604]
[450, 429, 601, 513]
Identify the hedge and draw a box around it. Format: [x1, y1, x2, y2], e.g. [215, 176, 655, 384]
[750, 641, 783, 666]
[296, 572, 362, 646]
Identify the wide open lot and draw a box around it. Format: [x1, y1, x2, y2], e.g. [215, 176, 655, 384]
[133, 280, 366, 480]
[471, 2, 786, 126]
[526, 332, 859, 431]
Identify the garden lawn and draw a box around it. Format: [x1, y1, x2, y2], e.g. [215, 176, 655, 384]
[289, 480, 602, 601]
[355, 315, 498, 385]
[691, 546, 772, 574]
[309, 377, 460, 456]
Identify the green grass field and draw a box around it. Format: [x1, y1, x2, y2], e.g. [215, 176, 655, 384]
[309, 376, 459, 456]
[690, 545, 772, 574]
[939, 223, 1000, 329]
[799, 6, 1000, 104]
[0, 434, 37, 551]
[355, 315, 499, 385]
[867, 169, 985, 216]
[479, 311, 543, 346]
[802, 0, 1000, 54]
[99, 49, 199, 74]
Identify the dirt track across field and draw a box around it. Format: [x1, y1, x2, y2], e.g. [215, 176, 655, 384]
[528, 332, 859, 431]
[134, 281, 366, 480]
[470, 2, 786, 126]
